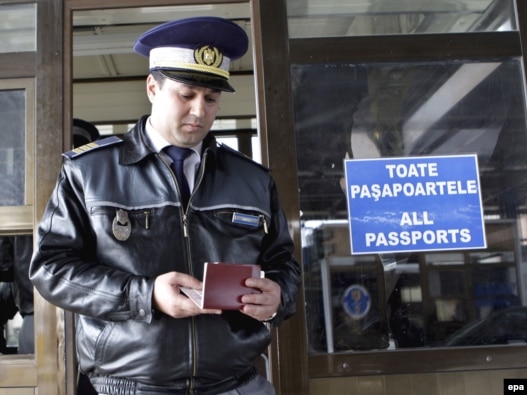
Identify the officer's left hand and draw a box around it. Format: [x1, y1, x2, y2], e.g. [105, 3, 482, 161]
[240, 277, 281, 322]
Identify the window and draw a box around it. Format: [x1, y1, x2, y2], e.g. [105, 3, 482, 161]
[0, 3, 36, 53]
[293, 59, 527, 356]
[286, 0, 516, 38]
[0, 79, 35, 232]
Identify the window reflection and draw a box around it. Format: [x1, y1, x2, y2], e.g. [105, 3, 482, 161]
[286, 0, 516, 38]
[0, 3, 36, 53]
[0, 89, 26, 206]
[293, 59, 527, 353]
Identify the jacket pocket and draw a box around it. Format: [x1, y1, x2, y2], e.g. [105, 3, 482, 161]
[91, 206, 153, 231]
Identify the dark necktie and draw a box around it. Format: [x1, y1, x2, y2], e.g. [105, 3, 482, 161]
[164, 146, 193, 207]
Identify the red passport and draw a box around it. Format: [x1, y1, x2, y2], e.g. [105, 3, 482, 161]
[181, 262, 263, 309]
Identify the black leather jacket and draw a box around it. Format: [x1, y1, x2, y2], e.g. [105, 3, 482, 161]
[30, 116, 301, 394]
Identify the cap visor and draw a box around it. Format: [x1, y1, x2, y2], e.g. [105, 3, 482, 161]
[160, 70, 235, 93]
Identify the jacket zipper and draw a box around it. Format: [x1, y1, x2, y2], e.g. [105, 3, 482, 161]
[160, 151, 199, 390]
[182, 149, 208, 239]
[185, 149, 209, 391]
[183, 215, 189, 238]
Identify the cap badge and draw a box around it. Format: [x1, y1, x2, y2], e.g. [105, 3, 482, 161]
[194, 45, 223, 69]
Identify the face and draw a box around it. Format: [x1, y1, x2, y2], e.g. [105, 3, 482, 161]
[146, 74, 222, 148]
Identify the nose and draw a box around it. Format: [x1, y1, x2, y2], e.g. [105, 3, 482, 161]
[189, 96, 206, 118]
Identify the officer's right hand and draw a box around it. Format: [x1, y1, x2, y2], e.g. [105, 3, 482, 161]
[152, 271, 221, 318]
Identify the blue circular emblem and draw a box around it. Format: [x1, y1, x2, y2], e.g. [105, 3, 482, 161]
[342, 284, 371, 320]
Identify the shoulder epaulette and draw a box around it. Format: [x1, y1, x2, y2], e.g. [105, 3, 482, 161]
[63, 136, 123, 159]
[218, 143, 269, 171]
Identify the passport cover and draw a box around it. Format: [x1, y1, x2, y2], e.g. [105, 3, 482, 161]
[181, 262, 263, 309]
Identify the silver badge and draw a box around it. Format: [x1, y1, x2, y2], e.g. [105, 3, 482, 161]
[112, 209, 132, 241]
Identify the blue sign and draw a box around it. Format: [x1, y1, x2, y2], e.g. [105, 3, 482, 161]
[344, 155, 486, 254]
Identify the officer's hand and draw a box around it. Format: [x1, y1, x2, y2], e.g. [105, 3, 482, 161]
[153, 271, 221, 318]
[240, 277, 281, 322]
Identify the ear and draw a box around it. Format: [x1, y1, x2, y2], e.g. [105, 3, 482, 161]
[146, 74, 157, 103]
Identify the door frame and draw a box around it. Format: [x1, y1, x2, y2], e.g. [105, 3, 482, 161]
[61, 1, 308, 394]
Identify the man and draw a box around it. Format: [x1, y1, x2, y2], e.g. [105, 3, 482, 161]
[29, 16, 300, 395]
[0, 236, 34, 354]
[73, 118, 100, 148]
[0, 237, 18, 355]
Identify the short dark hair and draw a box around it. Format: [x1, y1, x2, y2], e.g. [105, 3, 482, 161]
[150, 70, 167, 87]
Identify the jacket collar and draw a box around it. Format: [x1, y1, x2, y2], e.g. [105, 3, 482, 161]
[119, 115, 218, 165]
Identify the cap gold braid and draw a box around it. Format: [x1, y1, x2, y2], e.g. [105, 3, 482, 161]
[150, 45, 230, 79]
